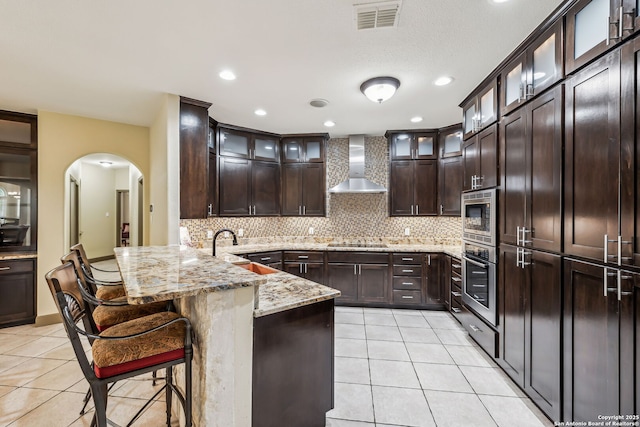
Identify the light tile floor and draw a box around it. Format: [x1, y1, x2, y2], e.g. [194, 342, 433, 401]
[0, 302, 553, 426]
[326, 306, 554, 427]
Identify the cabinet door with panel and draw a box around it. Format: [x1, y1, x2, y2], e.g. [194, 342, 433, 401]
[565, 49, 621, 262]
[463, 124, 498, 191]
[462, 79, 498, 140]
[414, 160, 437, 216]
[282, 163, 325, 216]
[0, 259, 36, 328]
[326, 263, 358, 304]
[563, 258, 635, 421]
[389, 161, 414, 216]
[218, 157, 251, 216]
[251, 161, 280, 216]
[219, 127, 252, 159]
[438, 156, 462, 216]
[179, 98, 211, 219]
[359, 264, 388, 304]
[424, 253, 442, 305]
[281, 164, 302, 216]
[282, 136, 326, 163]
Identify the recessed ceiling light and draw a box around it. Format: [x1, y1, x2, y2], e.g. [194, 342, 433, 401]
[99, 161, 113, 167]
[410, 116, 423, 123]
[324, 120, 335, 127]
[434, 76, 454, 86]
[254, 109, 267, 116]
[490, 0, 511, 3]
[219, 70, 236, 81]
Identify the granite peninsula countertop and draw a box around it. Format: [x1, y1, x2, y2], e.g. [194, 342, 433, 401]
[114, 245, 267, 304]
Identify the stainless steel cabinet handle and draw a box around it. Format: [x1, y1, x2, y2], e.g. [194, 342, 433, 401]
[411, 205, 414, 215]
[303, 206, 306, 215]
[452, 264, 461, 269]
[299, 264, 303, 274]
[253, 206, 256, 215]
[518, 83, 525, 102]
[451, 277, 462, 283]
[0, 267, 10, 271]
[402, 269, 414, 273]
[516, 226, 521, 245]
[402, 282, 413, 286]
[526, 83, 534, 98]
[452, 307, 461, 313]
[428, 255, 431, 266]
[208, 204, 213, 216]
[440, 204, 444, 215]
[305, 264, 308, 274]
[401, 295, 414, 299]
[603, 268, 616, 296]
[359, 264, 362, 275]
[354, 264, 357, 275]
[261, 257, 271, 261]
[416, 205, 419, 215]
[298, 255, 309, 259]
[622, 7, 635, 33]
[401, 257, 414, 261]
[299, 206, 302, 215]
[469, 324, 481, 333]
[452, 291, 462, 297]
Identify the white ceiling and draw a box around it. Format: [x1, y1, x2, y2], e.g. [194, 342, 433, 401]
[0, 0, 564, 137]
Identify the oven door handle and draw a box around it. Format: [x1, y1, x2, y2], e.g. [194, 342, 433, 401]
[462, 256, 488, 269]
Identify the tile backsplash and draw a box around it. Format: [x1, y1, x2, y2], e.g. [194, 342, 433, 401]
[181, 136, 461, 245]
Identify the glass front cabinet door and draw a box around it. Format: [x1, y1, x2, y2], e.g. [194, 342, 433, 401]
[501, 19, 563, 116]
[462, 78, 498, 140]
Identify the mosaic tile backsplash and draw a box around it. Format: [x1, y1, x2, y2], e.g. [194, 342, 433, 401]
[181, 136, 462, 245]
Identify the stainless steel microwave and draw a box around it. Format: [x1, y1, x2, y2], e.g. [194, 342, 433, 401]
[462, 189, 497, 246]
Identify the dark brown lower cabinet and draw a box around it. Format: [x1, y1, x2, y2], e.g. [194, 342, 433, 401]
[424, 253, 442, 305]
[499, 245, 561, 421]
[327, 252, 389, 305]
[442, 255, 452, 311]
[246, 251, 283, 270]
[252, 299, 334, 427]
[563, 258, 636, 422]
[0, 259, 36, 328]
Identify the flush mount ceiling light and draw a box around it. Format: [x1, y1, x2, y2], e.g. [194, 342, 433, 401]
[310, 98, 329, 108]
[410, 116, 423, 123]
[219, 70, 236, 81]
[324, 120, 336, 127]
[254, 109, 267, 116]
[360, 76, 401, 103]
[99, 161, 113, 167]
[489, 0, 511, 3]
[434, 76, 454, 86]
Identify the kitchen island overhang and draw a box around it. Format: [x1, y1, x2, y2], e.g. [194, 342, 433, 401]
[114, 245, 340, 427]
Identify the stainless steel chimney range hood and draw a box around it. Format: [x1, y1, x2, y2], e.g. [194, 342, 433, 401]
[329, 135, 387, 194]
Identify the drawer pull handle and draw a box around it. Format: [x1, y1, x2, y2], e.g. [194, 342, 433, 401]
[452, 308, 461, 313]
[401, 295, 414, 299]
[402, 282, 413, 286]
[451, 277, 462, 282]
[0, 267, 10, 271]
[298, 256, 309, 259]
[469, 324, 481, 333]
[402, 269, 414, 273]
[260, 257, 271, 261]
[401, 258, 414, 261]
[452, 264, 461, 269]
[451, 291, 462, 297]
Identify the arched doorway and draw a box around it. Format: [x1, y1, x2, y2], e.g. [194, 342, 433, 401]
[64, 153, 144, 260]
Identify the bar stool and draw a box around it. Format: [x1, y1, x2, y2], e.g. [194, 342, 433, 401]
[70, 243, 126, 300]
[46, 262, 193, 427]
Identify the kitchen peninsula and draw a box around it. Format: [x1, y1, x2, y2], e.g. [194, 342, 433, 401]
[114, 245, 340, 427]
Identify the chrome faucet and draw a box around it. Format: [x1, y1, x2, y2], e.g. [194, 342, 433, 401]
[212, 228, 238, 257]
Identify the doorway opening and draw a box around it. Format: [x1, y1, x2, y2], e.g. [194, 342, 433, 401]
[64, 153, 144, 261]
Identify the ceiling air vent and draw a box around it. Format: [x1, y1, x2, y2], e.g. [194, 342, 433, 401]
[355, 1, 401, 30]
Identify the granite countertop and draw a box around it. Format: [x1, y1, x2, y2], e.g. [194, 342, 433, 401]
[114, 245, 267, 304]
[0, 252, 37, 260]
[214, 242, 462, 259]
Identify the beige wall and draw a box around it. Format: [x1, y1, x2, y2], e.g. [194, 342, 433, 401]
[79, 163, 117, 258]
[37, 111, 150, 322]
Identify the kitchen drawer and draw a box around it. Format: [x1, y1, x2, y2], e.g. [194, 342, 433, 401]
[451, 286, 462, 306]
[392, 265, 422, 276]
[392, 290, 422, 305]
[247, 251, 282, 264]
[393, 277, 421, 291]
[451, 257, 462, 275]
[451, 272, 462, 288]
[284, 251, 324, 263]
[451, 298, 463, 319]
[458, 304, 497, 358]
[327, 252, 389, 264]
[392, 253, 422, 265]
[0, 259, 34, 275]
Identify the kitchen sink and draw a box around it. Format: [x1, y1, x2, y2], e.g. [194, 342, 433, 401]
[236, 262, 278, 275]
[327, 242, 388, 248]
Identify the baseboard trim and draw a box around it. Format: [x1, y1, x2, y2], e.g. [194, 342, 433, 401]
[35, 313, 62, 326]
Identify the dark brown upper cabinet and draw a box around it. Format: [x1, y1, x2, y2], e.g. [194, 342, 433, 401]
[281, 136, 326, 163]
[179, 97, 212, 219]
[565, 0, 636, 74]
[218, 157, 280, 216]
[388, 131, 438, 160]
[438, 124, 463, 158]
[500, 85, 563, 253]
[281, 163, 325, 216]
[389, 160, 437, 216]
[0, 110, 37, 150]
[500, 19, 563, 116]
[565, 49, 623, 263]
[462, 123, 498, 191]
[219, 127, 279, 163]
[438, 124, 463, 216]
[461, 78, 498, 140]
[207, 119, 217, 217]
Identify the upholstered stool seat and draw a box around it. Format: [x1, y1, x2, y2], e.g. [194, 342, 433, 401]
[92, 300, 170, 331]
[95, 285, 127, 300]
[93, 311, 186, 378]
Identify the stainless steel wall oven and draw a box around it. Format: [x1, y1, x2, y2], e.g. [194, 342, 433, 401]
[461, 242, 497, 326]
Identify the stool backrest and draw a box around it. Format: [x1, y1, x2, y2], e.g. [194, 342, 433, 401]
[70, 243, 96, 280]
